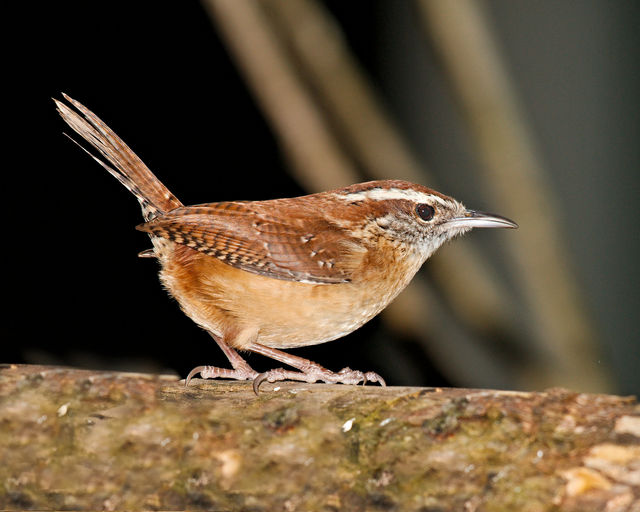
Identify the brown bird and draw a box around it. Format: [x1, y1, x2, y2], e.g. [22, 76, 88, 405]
[55, 94, 517, 392]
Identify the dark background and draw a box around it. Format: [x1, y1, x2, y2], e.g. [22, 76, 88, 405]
[7, 1, 639, 393]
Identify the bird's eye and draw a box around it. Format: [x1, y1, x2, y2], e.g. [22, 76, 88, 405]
[416, 204, 435, 221]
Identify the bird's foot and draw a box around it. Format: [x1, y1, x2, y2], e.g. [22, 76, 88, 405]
[185, 365, 259, 387]
[253, 366, 386, 394]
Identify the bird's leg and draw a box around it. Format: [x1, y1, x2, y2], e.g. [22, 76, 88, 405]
[185, 331, 259, 386]
[249, 343, 386, 393]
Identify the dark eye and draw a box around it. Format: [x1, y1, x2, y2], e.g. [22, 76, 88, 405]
[416, 204, 435, 221]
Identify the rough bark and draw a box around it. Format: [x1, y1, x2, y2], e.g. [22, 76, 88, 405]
[1, 364, 638, 511]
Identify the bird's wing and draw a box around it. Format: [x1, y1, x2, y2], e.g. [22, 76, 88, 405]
[136, 200, 366, 284]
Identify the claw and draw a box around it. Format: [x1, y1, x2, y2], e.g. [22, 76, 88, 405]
[185, 366, 206, 387]
[365, 372, 386, 387]
[253, 372, 269, 395]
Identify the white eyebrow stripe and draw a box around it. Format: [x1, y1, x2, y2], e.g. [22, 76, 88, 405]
[335, 188, 450, 206]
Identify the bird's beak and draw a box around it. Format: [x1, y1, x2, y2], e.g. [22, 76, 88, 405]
[446, 210, 518, 229]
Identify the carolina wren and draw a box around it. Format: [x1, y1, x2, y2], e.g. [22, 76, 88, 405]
[55, 94, 517, 392]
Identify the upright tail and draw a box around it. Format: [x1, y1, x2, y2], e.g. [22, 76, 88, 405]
[54, 94, 183, 221]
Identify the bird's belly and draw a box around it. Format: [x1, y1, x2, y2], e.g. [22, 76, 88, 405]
[253, 281, 388, 349]
[160, 246, 416, 349]
[202, 263, 390, 349]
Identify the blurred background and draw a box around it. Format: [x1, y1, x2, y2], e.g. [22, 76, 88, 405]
[6, 1, 638, 394]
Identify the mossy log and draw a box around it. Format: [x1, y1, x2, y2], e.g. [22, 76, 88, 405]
[1, 364, 638, 511]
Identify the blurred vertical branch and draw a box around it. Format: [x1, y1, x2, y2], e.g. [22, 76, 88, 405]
[417, 0, 613, 391]
[200, 0, 360, 191]
[200, 0, 613, 392]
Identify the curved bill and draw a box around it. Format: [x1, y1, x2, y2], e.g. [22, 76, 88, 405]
[446, 210, 518, 229]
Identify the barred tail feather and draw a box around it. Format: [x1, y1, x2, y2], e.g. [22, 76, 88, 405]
[54, 94, 182, 221]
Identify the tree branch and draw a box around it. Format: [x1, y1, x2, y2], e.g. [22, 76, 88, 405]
[1, 364, 637, 510]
